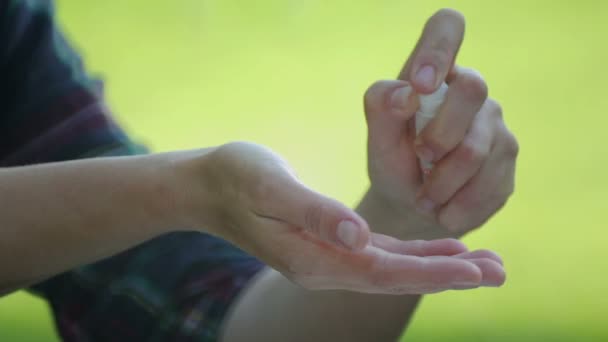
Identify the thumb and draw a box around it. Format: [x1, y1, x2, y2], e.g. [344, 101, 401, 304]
[364, 80, 418, 153]
[262, 177, 371, 250]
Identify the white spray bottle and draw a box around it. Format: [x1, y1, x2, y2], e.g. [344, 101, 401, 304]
[415, 82, 448, 174]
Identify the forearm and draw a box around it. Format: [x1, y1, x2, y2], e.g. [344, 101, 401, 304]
[221, 269, 419, 342]
[0, 154, 181, 294]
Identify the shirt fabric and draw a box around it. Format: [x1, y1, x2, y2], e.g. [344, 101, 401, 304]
[0, 1, 265, 340]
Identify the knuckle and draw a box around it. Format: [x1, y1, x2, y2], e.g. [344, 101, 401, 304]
[363, 80, 401, 118]
[503, 131, 520, 158]
[363, 80, 384, 107]
[457, 71, 488, 102]
[455, 139, 488, 165]
[486, 98, 503, 119]
[497, 179, 516, 203]
[364, 80, 388, 99]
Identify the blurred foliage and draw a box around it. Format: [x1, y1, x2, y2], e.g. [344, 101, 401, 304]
[1, 0, 607, 341]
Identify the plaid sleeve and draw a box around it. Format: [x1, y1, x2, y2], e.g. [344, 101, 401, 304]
[0, 1, 265, 341]
[0, 0, 144, 164]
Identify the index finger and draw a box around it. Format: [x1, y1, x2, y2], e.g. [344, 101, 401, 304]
[398, 9, 466, 94]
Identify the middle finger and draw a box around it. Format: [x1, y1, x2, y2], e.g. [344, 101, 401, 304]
[416, 97, 495, 212]
[415, 67, 488, 165]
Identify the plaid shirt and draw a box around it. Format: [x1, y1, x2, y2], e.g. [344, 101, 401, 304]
[0, 1, 265, 341]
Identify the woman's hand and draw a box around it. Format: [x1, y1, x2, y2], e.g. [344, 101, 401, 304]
[363, 9, 519, 240]
[172, 141, 505, 294]
[173, 142, 372, 251]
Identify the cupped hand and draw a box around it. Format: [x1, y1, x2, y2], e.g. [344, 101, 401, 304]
[173, 141, 504, 294]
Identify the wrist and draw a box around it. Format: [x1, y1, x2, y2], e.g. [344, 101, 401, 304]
[357, 187, 459, 240]
[161, 147, 228, 236]
[130, 153, 186, 235]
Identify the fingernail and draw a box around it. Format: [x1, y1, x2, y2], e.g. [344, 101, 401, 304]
[337, 220, 360, 249]
[414, 65, 436, 90]
[416, 198, 436, 214]
[390, 85, 412, 112]
[415, 143, 434, 164]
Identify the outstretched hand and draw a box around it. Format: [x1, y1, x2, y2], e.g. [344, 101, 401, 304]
[174, 142, 504, 294]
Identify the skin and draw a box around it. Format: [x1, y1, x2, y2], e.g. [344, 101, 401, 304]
[220, 9, 518, 342]
[0, 8, 518, 342]
[0, 154, 175, 295]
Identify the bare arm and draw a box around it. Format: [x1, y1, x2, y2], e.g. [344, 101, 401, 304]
[0, 154, 181, 294]
[0, 143, 369, 295]
[1, 137, 496, 300]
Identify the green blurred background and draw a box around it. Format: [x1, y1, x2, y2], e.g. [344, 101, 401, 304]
[1, 0, 607, 341]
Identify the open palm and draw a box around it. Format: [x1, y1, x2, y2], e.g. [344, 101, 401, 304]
[192, 141, 505, 294]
